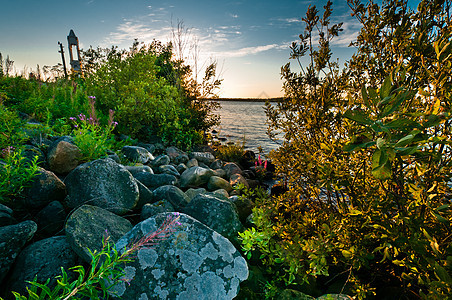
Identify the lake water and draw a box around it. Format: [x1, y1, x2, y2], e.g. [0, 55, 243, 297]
[212, 101, 281, 155]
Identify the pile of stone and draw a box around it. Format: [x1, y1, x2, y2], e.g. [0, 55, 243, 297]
[0, 135, 266, 300]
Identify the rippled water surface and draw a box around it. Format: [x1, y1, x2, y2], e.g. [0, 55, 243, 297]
[213, 101, 280, 154]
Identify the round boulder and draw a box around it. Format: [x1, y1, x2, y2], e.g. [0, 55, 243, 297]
[64, 158, 139, 215]
[180, 166, 214, 188]
[47, 140, 81, 174]
[109, 212, 249, 299]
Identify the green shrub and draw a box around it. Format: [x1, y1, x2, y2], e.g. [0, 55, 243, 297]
[0, 149, 39, 204]
[255, 0, 452, 298]
[0, 103, 28, 150]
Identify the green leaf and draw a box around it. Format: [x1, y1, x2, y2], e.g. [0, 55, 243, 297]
[344, 109, 373, 125]
[372, 149, 392, 180]
[380, 75, 392, 99]
[434, 262, 452, 282]
[362, 84, 371, 109]
[379, 90, 410, 118]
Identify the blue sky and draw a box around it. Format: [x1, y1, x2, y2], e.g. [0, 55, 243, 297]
[0, 1, 410, 97]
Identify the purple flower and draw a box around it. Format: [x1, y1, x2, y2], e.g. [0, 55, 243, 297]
[88, 96, 96, 100]
[69, 117, 76, 121]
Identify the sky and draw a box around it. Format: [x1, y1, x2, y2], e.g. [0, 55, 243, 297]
[0, 0, 415, 98]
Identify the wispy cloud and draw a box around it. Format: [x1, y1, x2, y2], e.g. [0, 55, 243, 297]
[229, 13, 239, 19]
[213, 43, 287, 58]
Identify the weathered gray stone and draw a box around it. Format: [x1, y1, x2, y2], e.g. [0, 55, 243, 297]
[277, 289, 315, 300]
[228, 196, 254, 224]
[121, 146, 154, 164]
[65, 205, 133, 263]
[190, 152, 216, 165]
[186, 158, 199, 168]
[0, 221, 37, 284]
[210, 189, 229, 200]
[182, 194, 243, 243]
[150, 154, 171, 169]
[213, 168, 227, 179]
[24, 168, 66, 210]
[223, 162, 242, 179]
[134, 173, 178, 190]
[135, 180, 154, 210]
[47, 140, 81, 174]
[166, 146, 189, 165]
[34, 201, 66, 237]
[124, 165, 154, 176]
[180, 166, 214, 188]
[4, 236, 81, 296]
[185, 188, 207, 201]
[153, 185, 190, 209]
[230, 173, 249, 189]
[141, 200, 175, 220]
[159, 164, 180, 178]
[64, 158, 139, 215]
[0, 203, 15, 227]
[110, 213, 248, 299]
[136, 143, 156, 155]
[210, 159, 224, 170]
[208, 176, 232, 192]
[176, 163, 188, 174]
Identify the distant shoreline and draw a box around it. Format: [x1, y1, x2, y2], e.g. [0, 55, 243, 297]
[205, 97, 283, 102]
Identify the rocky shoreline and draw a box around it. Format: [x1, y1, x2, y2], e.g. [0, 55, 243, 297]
[0, 125, 272, 299]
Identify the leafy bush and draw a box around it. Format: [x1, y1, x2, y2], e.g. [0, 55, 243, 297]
[0, 103, 28, 150]
[83, 41, 219, 149]
[0, 149, 39, 204]
[254, 0, 452, 298]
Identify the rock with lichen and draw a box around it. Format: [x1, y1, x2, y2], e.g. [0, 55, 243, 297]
[109, 212, 249, 300]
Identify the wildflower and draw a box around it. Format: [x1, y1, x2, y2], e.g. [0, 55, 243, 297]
[69, 117, 76, 121]
[88, 96, 96, 100]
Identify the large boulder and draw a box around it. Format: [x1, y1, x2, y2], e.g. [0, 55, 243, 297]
[3, 236, 81, 297]
[65, 205, 133, 263]
[158, 164, 180, 178]
[182, 194, 243, 243]
[141, 200, 175, 220]
[109, 212, 248, 299]
[47, 140, 81, 174]
[166, 146, 189, 165]
[153, 185, 190, 209]
[135, 180, 154, 210]
[124, 165, 154, 176]
[208, 176, 233, 192]
[121, 146, 154, 164]
[230, 173, 249, 189]
[180, 166, 214, 188]
[0, 203, 15, 227]
[150, 154, 171, 169]
[134, 173, 178, 190]
[0, 221, 37, 284]
[64, 158, 139, 215]
[34, 201, 66, 237]
[190, 152, 216, 165]
[223, 162, 242, 179]
[24, 168, 66, 210]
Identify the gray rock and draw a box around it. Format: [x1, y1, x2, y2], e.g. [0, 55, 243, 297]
[180, 166, 214, 188]
[64, 158, 139, 215]
[0, 203, 15, 227]
[4, 236, 81, 296]
[210, 189, 230, 200]
[0, 220, 37, 284]
[47, 140, 81, 174]
[65, 205, 133, 263]
[182, 194, 244, 243]
[121, 146, 154, 164]
[230, 173, 249, 189]
[277, 289, 315, 299]
[136, 143, 156, 155]
[228, 196, 254, 224]
[185, 188, 207, 201]
[107, 152, 121, 164]
[210, 159, 224, 170]
[109, 212, 248, 299]
[159, 164, 180, 178]
[190, 152, 216, 165]
[212, 168, 227, 179]
[141, 200, 175, 220]
[166, 146, 189, 165]
[134, 173, 178, 190]
[176, 163, 188, 174]
[34, 201, 66, 237]
[208, 176, 232, 192]
[24, 168, 66, 210]
[186, 158, 199, 168]
[124, 165, 154, 176]
[135, 180, 155, 210]
[153, 185, 190, 209]
[223, 162, 242, 179]
[150, 154, 171, 169]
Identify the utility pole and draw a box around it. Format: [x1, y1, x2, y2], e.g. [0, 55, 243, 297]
[58, 41, 68, 77]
